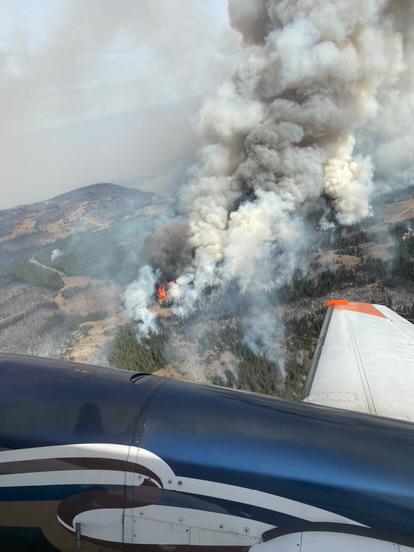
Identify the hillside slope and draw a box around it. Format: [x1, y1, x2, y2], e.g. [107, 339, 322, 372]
[0, 183, 171, 362]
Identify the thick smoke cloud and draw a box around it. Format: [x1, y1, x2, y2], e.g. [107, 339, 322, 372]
[143, 219, 193, 282]
[365, 1, 414, 181]
[124, 265, 159, 335]
[126, 0, 414, 343]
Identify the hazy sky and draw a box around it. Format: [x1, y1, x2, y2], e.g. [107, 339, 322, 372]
[0, 0, 238, 208]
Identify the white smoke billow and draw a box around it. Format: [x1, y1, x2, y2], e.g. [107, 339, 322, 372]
[324, 136, 374, 225]
[51, 249, 64, 263]
[125, 0, 414, 343]
[123, 265, 159, 336]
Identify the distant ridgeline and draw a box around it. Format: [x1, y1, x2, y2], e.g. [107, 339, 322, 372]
[0, 182, 168, 284]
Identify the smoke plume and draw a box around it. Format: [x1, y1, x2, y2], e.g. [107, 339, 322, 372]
[123, 266, 160, 335]
[127, 0, 414, 343]
[142, 219, 193, 282]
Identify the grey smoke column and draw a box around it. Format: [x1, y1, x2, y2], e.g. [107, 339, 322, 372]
[127, 0, 414, 333]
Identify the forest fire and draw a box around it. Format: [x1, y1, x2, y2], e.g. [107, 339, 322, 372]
[155, 282, 168, 304]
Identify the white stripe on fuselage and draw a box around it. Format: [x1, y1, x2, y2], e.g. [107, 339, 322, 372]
[0, 443, 362, 526]
[0, 470, 142, 488]
[176, 477, 362, 525]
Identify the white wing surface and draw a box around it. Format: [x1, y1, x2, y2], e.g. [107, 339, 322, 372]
[304, 300, 414, 422]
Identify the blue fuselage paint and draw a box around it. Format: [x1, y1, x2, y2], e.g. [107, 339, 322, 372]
[1, 354, 414, 546]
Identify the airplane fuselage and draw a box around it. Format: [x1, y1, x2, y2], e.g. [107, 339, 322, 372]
[1, 354, 414, 551]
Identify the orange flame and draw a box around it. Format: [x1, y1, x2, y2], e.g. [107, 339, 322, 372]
[156, 284, 168, 303]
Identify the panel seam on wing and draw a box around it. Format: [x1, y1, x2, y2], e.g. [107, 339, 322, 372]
[345, 311, 377, 416]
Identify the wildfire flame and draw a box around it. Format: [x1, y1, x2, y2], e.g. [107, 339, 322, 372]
[156, 283, 168, 303]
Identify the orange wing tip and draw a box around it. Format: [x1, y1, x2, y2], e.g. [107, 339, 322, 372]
[326, 299, 349, 308]
[326, 299, 386, 318]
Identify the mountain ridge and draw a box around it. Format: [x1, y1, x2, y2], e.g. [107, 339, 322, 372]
[0, 182, 157, 215]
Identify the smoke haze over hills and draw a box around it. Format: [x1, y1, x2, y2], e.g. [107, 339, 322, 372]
[0, 0, 238, 208]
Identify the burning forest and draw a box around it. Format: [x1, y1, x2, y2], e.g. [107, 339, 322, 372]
[118, 0, 414, 394]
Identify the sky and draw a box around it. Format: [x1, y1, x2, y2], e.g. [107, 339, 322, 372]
[0, 0, 238, 208]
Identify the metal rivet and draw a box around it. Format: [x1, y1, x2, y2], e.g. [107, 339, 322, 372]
[219, 524, 224, 529]
[178, 480, 183, 486]
[244, 527, 249, 533]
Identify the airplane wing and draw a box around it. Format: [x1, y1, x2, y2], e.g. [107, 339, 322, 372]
[303, 300, 414, 422]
